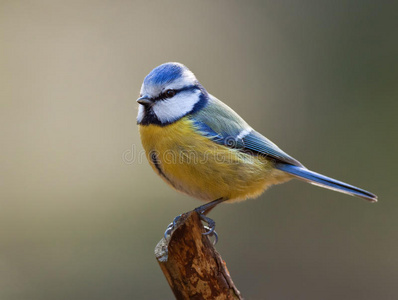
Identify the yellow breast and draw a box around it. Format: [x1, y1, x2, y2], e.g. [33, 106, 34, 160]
[139, 117, 291, 202]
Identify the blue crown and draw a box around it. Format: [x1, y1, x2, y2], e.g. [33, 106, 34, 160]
[144, 62, 188, 87]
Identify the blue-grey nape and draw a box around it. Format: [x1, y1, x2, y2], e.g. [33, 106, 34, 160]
[144, 62, 188, 87]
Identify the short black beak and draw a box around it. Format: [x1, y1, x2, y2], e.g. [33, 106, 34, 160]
[136, 96, 154, 106]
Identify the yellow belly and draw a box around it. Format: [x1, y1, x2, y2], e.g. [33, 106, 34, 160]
[139, 117, 291, 202]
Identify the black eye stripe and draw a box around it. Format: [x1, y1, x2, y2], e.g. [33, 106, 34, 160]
[151, 91, 174, 101]
[151, 85, 199, 101]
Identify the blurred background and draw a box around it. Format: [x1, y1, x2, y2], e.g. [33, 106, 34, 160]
[1, 1, 397, 299]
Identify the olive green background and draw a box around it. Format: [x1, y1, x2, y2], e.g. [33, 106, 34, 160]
[1, 1, 397, 299]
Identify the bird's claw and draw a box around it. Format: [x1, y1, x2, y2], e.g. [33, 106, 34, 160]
[164, 215, 181, 239]
[203, 225, 218, 245]
[197, 212, 218, 245]
[199, 214, 215, 235]
[164, 223, 173, 239]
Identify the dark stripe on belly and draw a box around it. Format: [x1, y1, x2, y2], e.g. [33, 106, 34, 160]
[150, 151, 176, 188]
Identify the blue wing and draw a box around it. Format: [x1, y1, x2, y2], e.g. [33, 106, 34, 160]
[191, 95, 303, 166]
[190, 95, 377, 202]
[240, 130, 303, 166]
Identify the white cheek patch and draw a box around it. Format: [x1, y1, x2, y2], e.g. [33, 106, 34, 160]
[153, 89, 201, 123]
[136, 104, 145, 123]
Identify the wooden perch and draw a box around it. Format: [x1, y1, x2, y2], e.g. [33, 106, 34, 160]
[155, 211, 243, 300]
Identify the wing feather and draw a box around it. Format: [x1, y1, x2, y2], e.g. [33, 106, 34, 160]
[190, 95, 303, 167]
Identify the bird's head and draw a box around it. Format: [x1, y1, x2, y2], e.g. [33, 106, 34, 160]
[137, 62, 208, 126]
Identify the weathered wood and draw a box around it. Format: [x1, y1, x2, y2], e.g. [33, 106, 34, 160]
[155, 211, 243, 300]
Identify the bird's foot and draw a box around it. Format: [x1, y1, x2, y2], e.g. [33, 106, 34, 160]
[193, 198, 225, 245]
[164, 198, 224, 245]
[195, 212, 218, 245]
[163, 213, 219, 245]
[164, 214, 181, 239]
[163, 213, 218, 245]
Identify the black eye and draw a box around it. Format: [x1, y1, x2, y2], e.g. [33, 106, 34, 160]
[165, 89, 176, 98]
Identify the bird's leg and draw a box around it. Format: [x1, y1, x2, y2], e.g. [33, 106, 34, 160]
[195, 197, 225, 216]
[164, 198, 225, 245]
[194, 198, 225, 244]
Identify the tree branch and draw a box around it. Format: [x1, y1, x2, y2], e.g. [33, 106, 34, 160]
[155, 211, 243, 300]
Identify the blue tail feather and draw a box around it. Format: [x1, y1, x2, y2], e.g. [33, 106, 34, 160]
[276, 164, 377, 202]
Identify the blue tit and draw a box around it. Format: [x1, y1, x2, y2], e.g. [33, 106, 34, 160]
[136, 62, 377, 213]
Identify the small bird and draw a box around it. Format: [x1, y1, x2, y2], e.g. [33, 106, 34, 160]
[137, 62, 377, 232]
